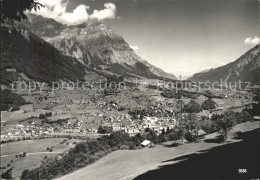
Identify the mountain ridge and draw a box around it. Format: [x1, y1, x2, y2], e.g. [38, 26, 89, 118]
[188, 45, 260, 84]
[0, 26, 87, 84]
[20, 14, 177, 80]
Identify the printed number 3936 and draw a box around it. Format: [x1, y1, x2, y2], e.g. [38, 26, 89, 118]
[238, 169, 247, 174]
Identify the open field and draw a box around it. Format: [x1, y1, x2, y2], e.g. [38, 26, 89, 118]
[56, 121, 259, 180]
[1, 138, 82, 179]
[212, 97, 251, 109]
[1, 153, 57, 179]
[1, 138, 77, 156]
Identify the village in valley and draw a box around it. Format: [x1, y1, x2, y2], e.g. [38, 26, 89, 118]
[1, 77, 256, 142]
[1, 74, 260, 179]
[1, 0, 260, 179]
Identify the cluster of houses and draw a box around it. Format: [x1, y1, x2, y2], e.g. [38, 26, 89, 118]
[1, 121, 54, 142]
[99, 115, 178, 136]
[62, 119, 83, 133]
[142, 116, 177, 133]
[1, 114, 84, 142]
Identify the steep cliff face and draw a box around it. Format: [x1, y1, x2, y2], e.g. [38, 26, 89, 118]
[1, 26, 86, 84]
[21, 14, 177, 80]
[188, 45, 260, 84]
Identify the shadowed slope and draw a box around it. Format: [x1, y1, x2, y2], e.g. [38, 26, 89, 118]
[1, 27, 85, 84]
[134, 128, 260, 180]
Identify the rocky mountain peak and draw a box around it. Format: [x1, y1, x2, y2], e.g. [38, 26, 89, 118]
[20, 14, 176, 80]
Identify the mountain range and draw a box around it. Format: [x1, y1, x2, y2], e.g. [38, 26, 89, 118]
[19, 14, 177, 80]
[1, 14, 259, 86]
[188, 45, 260, 85]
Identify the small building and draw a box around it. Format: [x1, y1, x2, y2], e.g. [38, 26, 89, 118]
[198, 129, 206, 139]
[141, 140, 152, 147]
[253, 116, 260, 121]
[112, 123, 122, 131]
[143, 116, 158, 123]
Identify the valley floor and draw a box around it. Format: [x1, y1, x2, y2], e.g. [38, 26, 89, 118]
[56, 121, 259, 180]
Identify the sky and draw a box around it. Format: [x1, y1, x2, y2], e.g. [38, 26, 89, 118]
[32, 0, 260, 79]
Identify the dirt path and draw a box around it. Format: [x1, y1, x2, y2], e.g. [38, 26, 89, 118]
[1, 151, 61, 158]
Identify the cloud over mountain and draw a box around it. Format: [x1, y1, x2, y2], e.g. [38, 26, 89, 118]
[30, 0, 117, 25]
[90, 3, 116, 21]
[244, 36, 260, 45]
